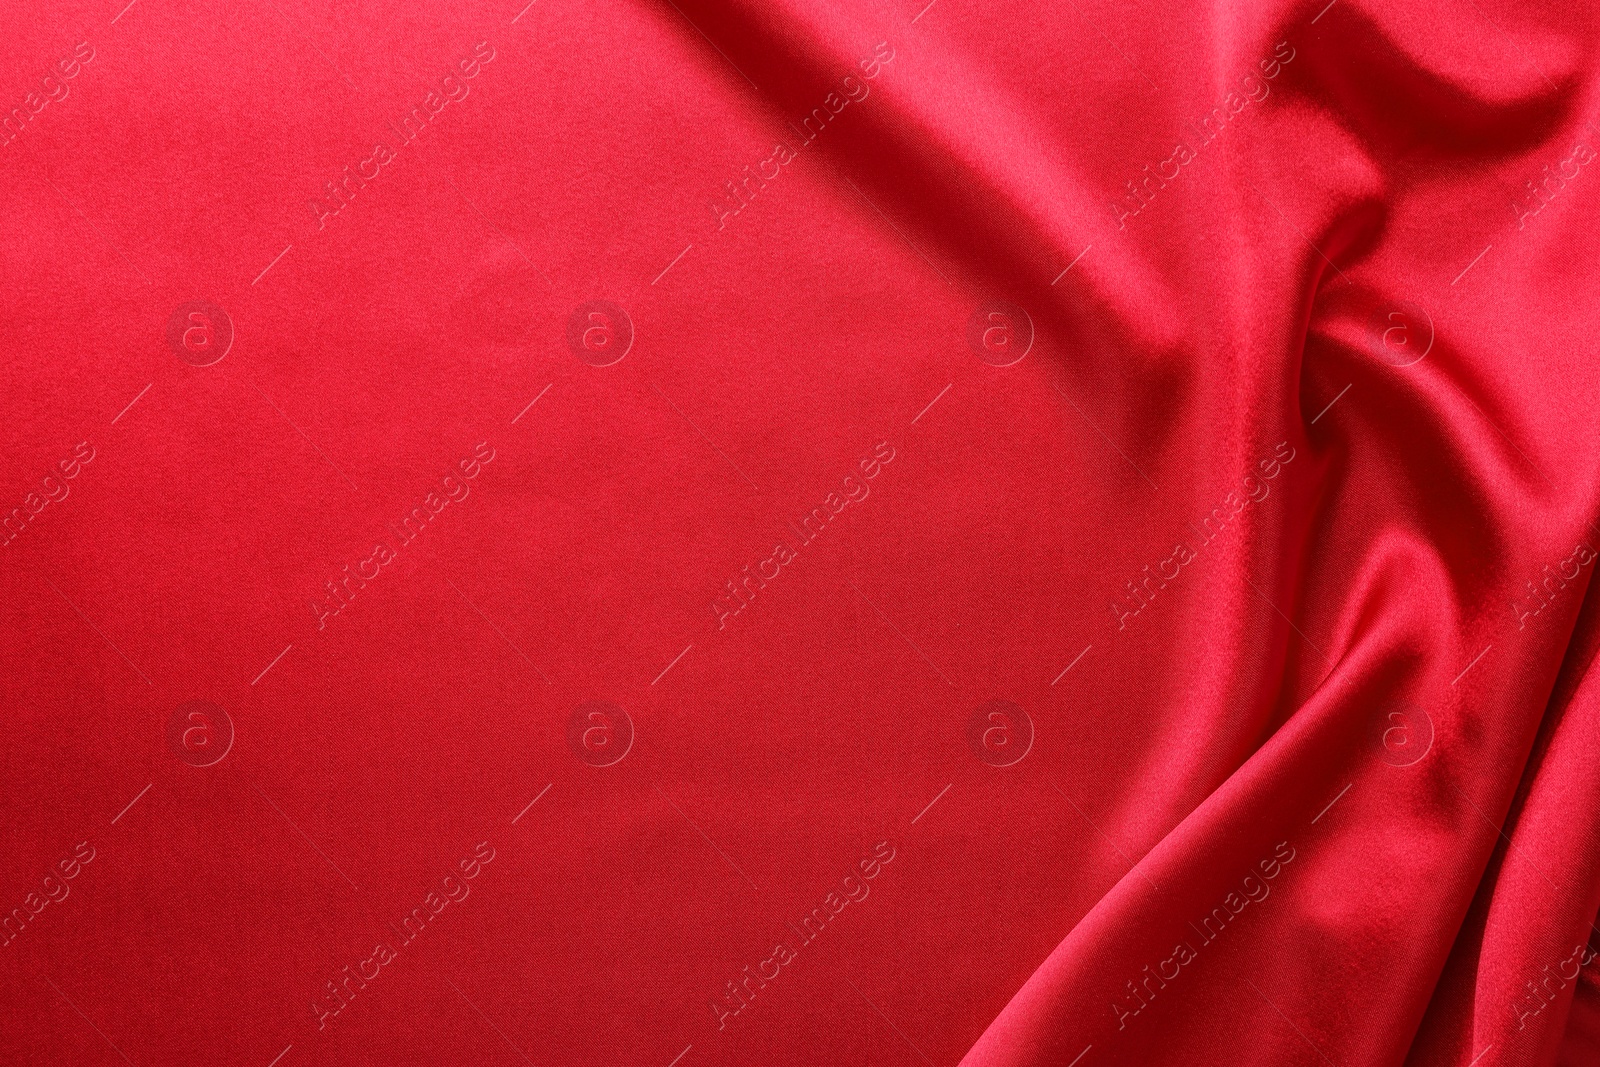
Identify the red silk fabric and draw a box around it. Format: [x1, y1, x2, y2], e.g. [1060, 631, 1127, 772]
[3, 1, 1598, 1066]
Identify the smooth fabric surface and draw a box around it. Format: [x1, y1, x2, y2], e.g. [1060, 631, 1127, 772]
[3, 0, 1599, 1065]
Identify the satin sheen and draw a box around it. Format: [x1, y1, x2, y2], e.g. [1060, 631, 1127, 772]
[2, 0, 1598, 1066]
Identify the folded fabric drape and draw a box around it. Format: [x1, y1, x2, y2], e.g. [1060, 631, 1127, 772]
[2, 1, 1596, 1065]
